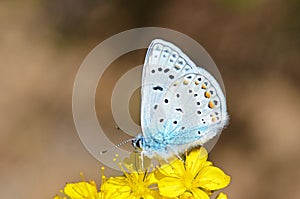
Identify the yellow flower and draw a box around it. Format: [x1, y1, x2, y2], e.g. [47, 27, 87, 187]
[63, 181, 100, 199]
[102, 169, 159, 199]
[156, 147, 230, 199]
[54, 150, 231, 199]
[53, 171, 110, 199]
[53, 195, 66, 199]
[215, 192, 228, 199]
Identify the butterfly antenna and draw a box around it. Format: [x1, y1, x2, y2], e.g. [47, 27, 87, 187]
[114, 125, 121, 130]
[99, 138, 134, 155]
[114, 125, 132, 134]
[100, 125, 134, 155]
[100, 138, 133, 155]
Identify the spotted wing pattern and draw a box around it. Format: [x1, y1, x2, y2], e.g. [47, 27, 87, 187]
[140, 39, 228, 158]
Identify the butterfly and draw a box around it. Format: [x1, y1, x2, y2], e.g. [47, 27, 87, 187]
[131, 39, 228, 160]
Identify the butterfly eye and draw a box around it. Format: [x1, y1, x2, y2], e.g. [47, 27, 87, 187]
[137, 138, 144, 149]
[173, 121, 178, 124]
[132, 138, 143, 149]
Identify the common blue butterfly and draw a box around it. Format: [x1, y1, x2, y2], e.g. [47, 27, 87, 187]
[132, 39, 228, 160]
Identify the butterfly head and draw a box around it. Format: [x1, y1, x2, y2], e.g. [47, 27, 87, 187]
[131, 134, 145, 151]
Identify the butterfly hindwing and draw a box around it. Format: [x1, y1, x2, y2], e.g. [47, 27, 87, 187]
[149, 71, 227, 148]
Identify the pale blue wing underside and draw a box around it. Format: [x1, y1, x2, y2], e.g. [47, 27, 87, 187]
[150, 73, 227, 147]
[141, 39, 198, 131]
[140, 39, 228, 157]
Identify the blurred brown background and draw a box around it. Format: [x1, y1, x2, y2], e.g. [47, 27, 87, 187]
[1, 0, 300, 198]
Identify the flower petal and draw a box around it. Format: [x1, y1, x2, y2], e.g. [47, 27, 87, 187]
[53, 196, 64, 199]
[101, 177, 131, 198]
[102, 172, 159, 199]
[180, 192, 193, 199]
[145, 171, 158, 185]
[215, 192, 228, 199]
[191, 188, 210, 199]
[162, 196, 178, 199]
[194, 166, 231, 191]
[64, 182, 98, 199]
[158, 159, 185, 178]
[158, 177, 186, 197]
[185, 147, 208, 177]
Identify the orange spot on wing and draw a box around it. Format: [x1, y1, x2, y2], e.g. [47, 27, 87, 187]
[208, 101, 215, 109]
[205, 91, 211, 98]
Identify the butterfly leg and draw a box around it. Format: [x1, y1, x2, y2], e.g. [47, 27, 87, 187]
[140, 151, 145, 171]
[175, 153, 184, 162]
[166, 146, 184, 162]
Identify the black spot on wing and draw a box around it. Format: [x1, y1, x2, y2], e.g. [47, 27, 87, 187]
[153, 86, 163, 91]
[175, 108, 183, 113]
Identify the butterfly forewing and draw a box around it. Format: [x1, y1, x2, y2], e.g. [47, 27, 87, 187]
[141, 39, 199, 134]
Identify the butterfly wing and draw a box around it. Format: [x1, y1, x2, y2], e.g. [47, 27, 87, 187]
[141, 39, 199, 137]
[141, 39, 228, 157]
[152, 71, 228, 147]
